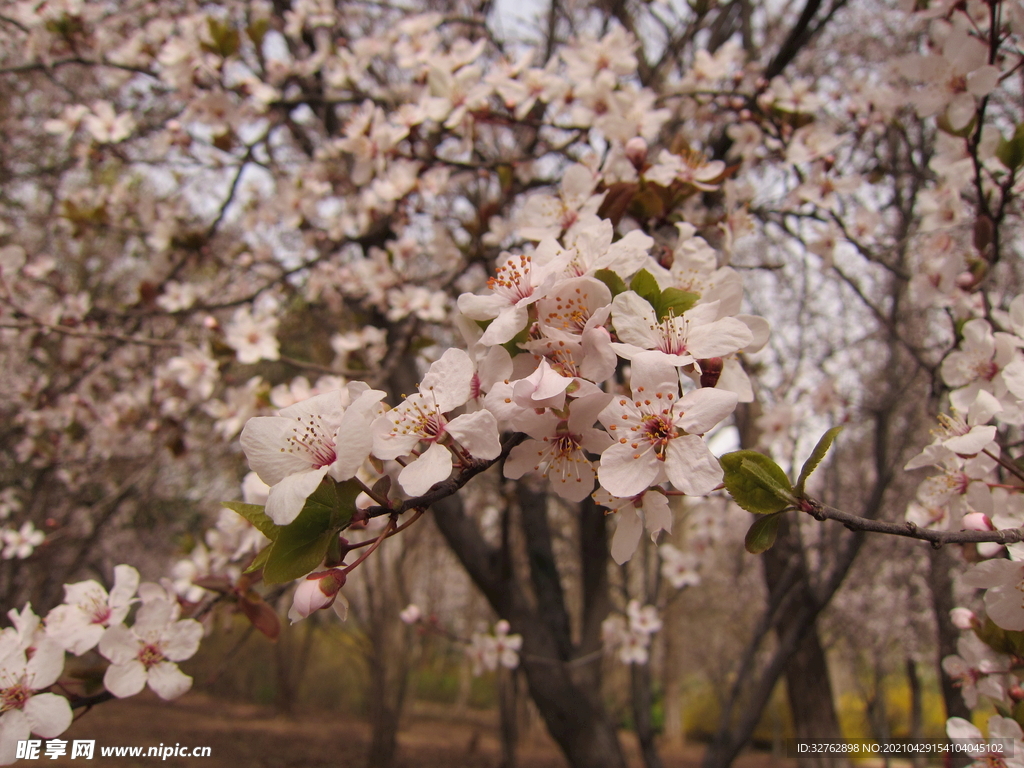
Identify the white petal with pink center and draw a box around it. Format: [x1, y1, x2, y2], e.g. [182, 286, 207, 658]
[611, 292, 753, 367]
[373, 352, 499, 496]
[0, 630, 72, 765]
[457, 245, 571, 345]
[598, 354, 737, 498]
[46, 564, 139, 655]
[505, 394, 612, 502]
[98, 591, 203, 701]
[241, 387, 386, 524]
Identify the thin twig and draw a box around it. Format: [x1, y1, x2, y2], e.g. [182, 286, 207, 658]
[803, 499, 1024, 547]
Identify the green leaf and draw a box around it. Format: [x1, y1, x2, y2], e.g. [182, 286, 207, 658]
[259, 478, 360, 584]
[247, 18, 270, 48]
[243, 543, 272, 575]
[222, 501, 279, 541]
[745, 512, 784, 554]
[203, 18, 240, 58]
[996, 123, 1024, 172]
[975, 617, 1020, 656]
[263, 529, 335, 584]
[720, 450, 794, 515]
[741, 458, 797, 504]
[330, 479, 361, 530]
[629, 269, 661, 308]
[594, 268, 628, 298]
[796, 426, 844, 496]
[501, 324, 532, 357]
[655, 287, 699, 321]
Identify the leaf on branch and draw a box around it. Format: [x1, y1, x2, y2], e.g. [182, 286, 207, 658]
[263, 527, 336, 585]
[222, 502, 279, 541]
[720, 450, 794, 514]
[745, 512, 784, 554]
[796, 425, 843, 496]
[996, 123, 1024, 172]
[260, 478, 360, 584]
[655, 287, 699, 321]
[629, 269, 662, 310]
[244, 543, 272, 575]
[597, 182, 639, 226]
[203, 17, 240, 58]
[594, 268, 627, 297]
[975, 616, 1024, 657]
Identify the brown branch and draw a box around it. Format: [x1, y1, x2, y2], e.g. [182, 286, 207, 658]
[803, 499, 1024, 547]
[0, 57, 157, 77]
[0, 319, 179, 348]
[363, 432, 527, 519]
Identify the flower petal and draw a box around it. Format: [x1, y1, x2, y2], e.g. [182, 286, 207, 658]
[599, 442, 661, 499]
[398, 442, 453, 497]
[147, 661, 193, 700]
[161, 619, 203, 662]
[664, 435, 722, 496]
[23, 693, 72, 738]
[447, 410, 501, 460]
[265, 468, 329, 525]
[98, 624, 142, 665]
[611, 507, 643, 565]
[104, 660, 148, 698]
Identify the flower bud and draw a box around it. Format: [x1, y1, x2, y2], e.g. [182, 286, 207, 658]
[400, 604, 422, 624]
[289, 569, 347, 623]
[949, 607, 977, 630]
[962, 512, 993, 531]
[1010, 685, 1024, 703]
[625, 137, 648, 169]
[698, 358, 724, 389]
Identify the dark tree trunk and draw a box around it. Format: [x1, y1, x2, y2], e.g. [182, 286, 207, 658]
[763, 517, 849, 768]
[631, 663, 665, 768]
[431, 492, 628, 768]
[499, 669, 519, 768]
[928, 547, 972, 768]
[363, 546, 412, 768]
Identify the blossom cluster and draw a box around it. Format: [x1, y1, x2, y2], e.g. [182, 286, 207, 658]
[231, 212, 766, 615]
[601, 601, 663, 665]
[0, 567, 202, 765]
[466, 621, 523, 676]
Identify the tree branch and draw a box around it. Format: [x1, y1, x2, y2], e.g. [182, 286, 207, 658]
[802, 498, 1024, 547]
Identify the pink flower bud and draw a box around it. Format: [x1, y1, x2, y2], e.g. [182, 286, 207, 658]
[290, 569, 346, 622]
[625, 137, 648, 169]
[950, 607, 976, 630]
[962, 512, 992, 531]
[1010, 685, 1024, 703]
[400, 604, 422, 624]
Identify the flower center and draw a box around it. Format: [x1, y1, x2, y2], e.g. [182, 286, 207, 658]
[487, 255, 533, 304]
[286, 414, 338, 469]
[91, 605, 112, 626]
[0, 682, 30, 713]
[390, 395, 448, 443]
[642, 414, 675, 455]
[654, 316, 689, 356]
[137, 643, 166, 669]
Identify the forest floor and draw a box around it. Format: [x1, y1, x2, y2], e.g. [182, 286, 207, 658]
[39, 692, 830, 767]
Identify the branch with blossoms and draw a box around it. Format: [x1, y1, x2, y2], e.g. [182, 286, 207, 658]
[361, 432, 527, 520]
